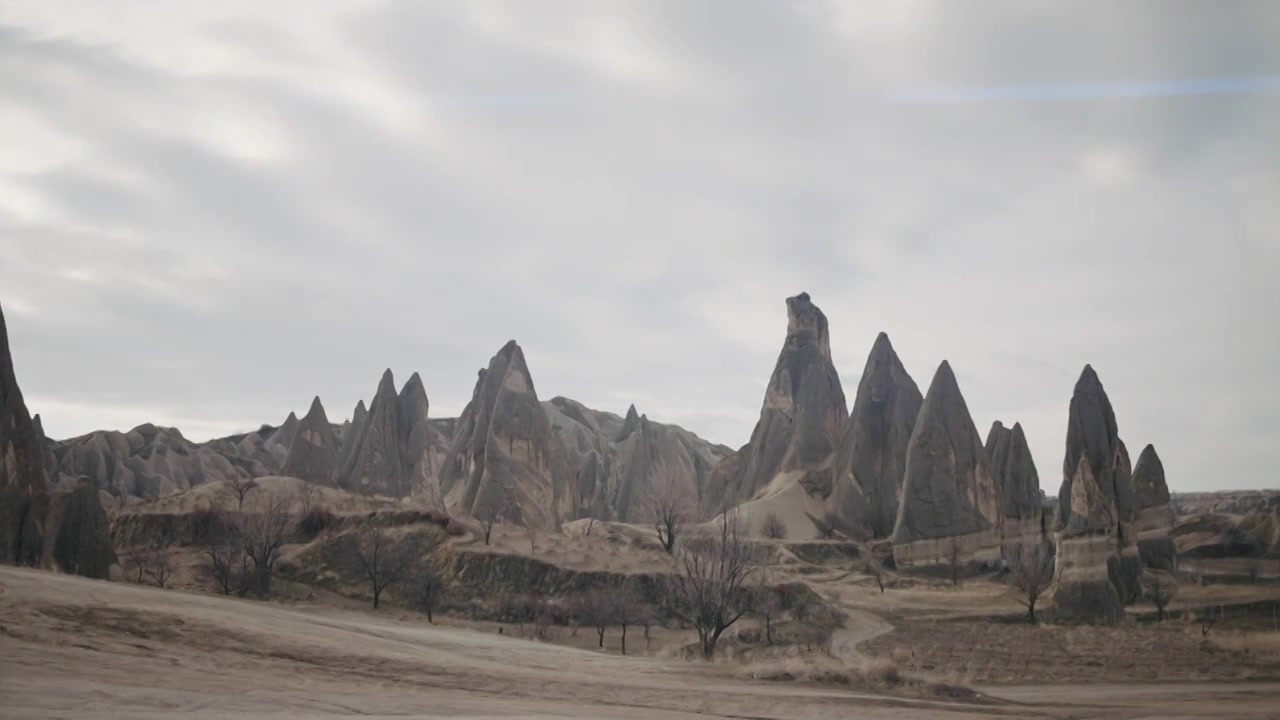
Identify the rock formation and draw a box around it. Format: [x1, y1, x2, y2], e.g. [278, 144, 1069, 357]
[339, 369, 440, 500]
[891, 361, 1002, 566]
[280, 397, 339, 486]
[830, 332, 922, 539]
[985, 420, 1045, 544]
[702, 293, 848, 517]
[339, 399, 368, 470]
[1053, 455, 1124, 624]
[1131, 444, 1177, 571]
[439, 341, 557, 529]
[1, 303, 116, 577]
[1055, 365, 1142, 606]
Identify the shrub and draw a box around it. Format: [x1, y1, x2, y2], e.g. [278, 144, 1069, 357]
[296, 508, 338, 541]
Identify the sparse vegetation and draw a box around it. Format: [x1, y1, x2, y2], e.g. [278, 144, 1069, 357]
[223, 476, 257, 511]
[865, 560, 885, 593]
[406, 558, 446, 623]
[663, 510, 759, 659]
[650, 475, 691, 555]
[350, 527, 415, 609]
[1006, 542, 1054, 623]
[1142, 572, 1178, 621]
[762, 513, 787, 540]
[237, 494, 295, 599]
[948, 537, 962, 586]
[754, 585, 783, 645]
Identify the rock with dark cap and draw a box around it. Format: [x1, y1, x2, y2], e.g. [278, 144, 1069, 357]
[398, 372, 441, 506]
[702, 293, 848, 515]
[439, 341, 557, 529]
[891, 361, 1002, 564]
[830, 332, 922, 539]
[281, 397, 339, 486]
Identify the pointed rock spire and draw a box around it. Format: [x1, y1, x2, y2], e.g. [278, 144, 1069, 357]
[831, 332, 923, 539]
[340, 369, 407, 496]
[0, 302, 50, 565]
[704, 293, 848, 515]
[1131, 444, 1177, 571]
[439, 341, 557, 529]
[398, 371, 441, 506]
[617, 403, 642, 442]
[281, 396, 339, 485]
[985, 421, 1041, 521]
[1131, 444, 1169, 510]
[892, 361, 1001, 559]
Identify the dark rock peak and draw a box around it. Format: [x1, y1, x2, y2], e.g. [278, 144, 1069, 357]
[376, 368, 397, 397]
[400, 371, 425, 397]
[352, 399, 367, 424]
[1059, 364, 1133, 528]
[985, 420, 1008, 453]
[1131, 444, 1170, 510]
[785, 292, 831, 357]
[618, 403, 643, 441]
[306, 396, 325, 417]
[925, 360, 961, 406]
[625, 404, 639, 422]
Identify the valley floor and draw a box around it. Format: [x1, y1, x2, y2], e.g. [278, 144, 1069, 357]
[3, 566, 1279, 719]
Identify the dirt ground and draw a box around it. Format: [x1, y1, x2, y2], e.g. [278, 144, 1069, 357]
[4, 567, 1280, 719]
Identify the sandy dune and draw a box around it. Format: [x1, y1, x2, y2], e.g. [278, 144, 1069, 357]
[2, 566, 1278, 719]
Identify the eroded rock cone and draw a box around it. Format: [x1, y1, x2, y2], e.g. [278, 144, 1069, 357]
[985, 421, 1044, 542]
[398, 372, 441, 506]
[892, 361, 1002, 567]
[1053, 456, 1124, 624]
[340, 370, 406, 496]
[703, 293, 847, 516]
[281, 397, 339, 486]
[1131, 444, 1177, 571]
[440, 341, 557, 529]
[831, 332, 922, 539]
[340, 399, 368, 470]
[1056, 365, 1142, 604]
[1, 303, 116, 576]
[0, 303, 49, 566]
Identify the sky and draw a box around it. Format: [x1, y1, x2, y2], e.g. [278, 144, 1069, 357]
[1, 1, 1277, 492]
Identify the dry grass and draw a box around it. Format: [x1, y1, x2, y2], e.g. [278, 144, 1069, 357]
[1211, 631, 1280, 661]
[739, 654, 989, 702]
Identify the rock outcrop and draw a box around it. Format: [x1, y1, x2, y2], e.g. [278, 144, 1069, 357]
[891, 361, 1002, 566]
[985, 420, 1046, 545]
[338, 369, 440, 500]
[830, 332, 922, 539]
[280, 397, 339, 486]
[702, 293, 848, 517]
[1055, 365, 1142, 606]
[1053, 456, 1124, 624]
[1131, 444, 1177, 571]
[545, 398, 730, 523]
[439, 341, 557, 529]
[1, 303, 116, 577]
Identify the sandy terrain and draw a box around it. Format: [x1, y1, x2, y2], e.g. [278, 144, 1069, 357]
[4, 567, 1279, 719]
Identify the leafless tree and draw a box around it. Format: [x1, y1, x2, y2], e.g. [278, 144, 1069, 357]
[298, 481, 318, 515]
[224, 476, 257, 511]
[1006, 542, 1054, 623]
[573, 588, 613, 648]
[351, 527, 415, 609]
[123, 550, 147, 584]
[141, 546, 174, 588]
[476, 504, 500, 546]
[864, 560, 885, 593]
[762, 513, 787, 540]
[650, 475, 692, 555]
[663, 510, 760, 659]
[608, 582, 644, 656]
[407, 557, 447, 623]
[1246, 558, 1261, 585]
[199, 529, 246, 596]
[754, 585, 783, 645]
[948, 537, 963, 586]
[584, 514, 597, 537]
[1143, 572, 1178, 621]
[237, 494, 295, 599]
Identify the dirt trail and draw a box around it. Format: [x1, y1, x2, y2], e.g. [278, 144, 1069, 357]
[830, 606, 895, 663]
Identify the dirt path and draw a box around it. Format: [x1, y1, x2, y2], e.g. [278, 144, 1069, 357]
[830, 606, 895, 663]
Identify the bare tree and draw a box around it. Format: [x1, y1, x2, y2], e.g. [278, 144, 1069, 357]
[584, 514, 597, 538]
[1143, 572, 1178, 621]
[351, 527, 415, 609]
[608, 582, 643, 656]
[1246, 558, 1261, 585]
[650, 475, 691, 555]
[754, 585, 783, 645]
[1006, 543, 1054, 623]
[762, 513, 788, 540]
[200, 533, 246, 596]
[574, 589, 613, 648]
[238, 494, 295, 599]
[865, 560, 885, 593]
[948, 537, 963, 586]
[224, 476, 257, 511]
[407, 558, 447, 623]
[123, 550, 147, 584]
[141, 546, 174, 588]
[476, 505, 500, 546]
[663, 510, 759, 659]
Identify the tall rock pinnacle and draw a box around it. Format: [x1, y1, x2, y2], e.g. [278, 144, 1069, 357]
[703, 293, 848, 515]
[340, 370, 407, 497]
[439, 341, 557, 528]
[1131, 444, 1177, 571]
[830, 332, 923, 539]
[281, 396, 339, 486]
[892, 361, 1002, 565]
[985, 421, 1042, 522]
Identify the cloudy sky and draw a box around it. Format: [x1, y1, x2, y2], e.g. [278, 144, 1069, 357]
[2, 1, 1277, 492]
